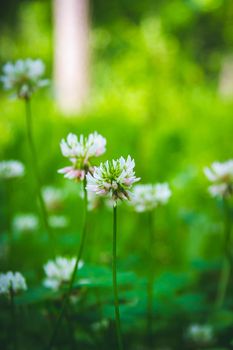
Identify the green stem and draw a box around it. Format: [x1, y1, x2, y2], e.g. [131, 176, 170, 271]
[10, 287, 18, 350]
[112, 204, 124, 350]
[5, 179, 13, 249]
[24, 99, 54, 247]
[147, 210, 154, 341]
[215, 198, 233, 309]
[47, 178, 88, 350]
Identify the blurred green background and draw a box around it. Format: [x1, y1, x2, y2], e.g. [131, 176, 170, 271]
[0, 0, 233, 349]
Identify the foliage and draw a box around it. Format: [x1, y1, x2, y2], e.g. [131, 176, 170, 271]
[0, 0, 233, 349]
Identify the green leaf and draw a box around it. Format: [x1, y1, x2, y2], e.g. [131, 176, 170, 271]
[153, 272, 191, 296]
[74, 264, 138, 289]
[15, 287, 61, 305]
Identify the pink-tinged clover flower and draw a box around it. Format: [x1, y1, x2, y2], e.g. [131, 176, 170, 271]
[204, 160, 233, 198]
[58, 132, 106, 182]
[1, 59, 49, 99]
[129, 183, 172, 212]
[58, 166, 85, 181]
[86, 156, 140, 203]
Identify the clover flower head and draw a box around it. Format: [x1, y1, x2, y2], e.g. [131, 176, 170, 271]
[0, 271, 27, 296]
[60, 132, 106, 160]
[42, 186, 64, 211]
[130, 182, 172, 212]
[86, 155, 140, 203]
[204, 160, 233, 198]
[58, 132, 106, 182]
[13, 214, 38, 232]
[0, 160, 25, 179]
[1, 59, 48, 99]
[43, 256, 84, 290]
[187, 324, 214, 345]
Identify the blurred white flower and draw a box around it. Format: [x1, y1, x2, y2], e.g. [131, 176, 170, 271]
[1, 59, 48, 99]
[43, 257, 84, 290]
[0, 271, 27, 295]
[204, 160, 233, 198]
[0, 160, 24, 179]
[58, 132, 106, 182]
[204, 160, 233, 182]
[91, 318, 109, 332]
[154, 183, 172, 204]
[42, 186, 64, 211]
[86, 156, 140, 203]
[13, 214, 38, 232]
[129, 183, 172, 212]
[49, 215, 69, 228]
[208, 183, 229, 198]
[60, 132, 106, 160]
[187, 324, 214, 345]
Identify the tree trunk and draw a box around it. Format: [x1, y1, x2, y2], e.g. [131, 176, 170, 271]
[53, 0, 90, 114]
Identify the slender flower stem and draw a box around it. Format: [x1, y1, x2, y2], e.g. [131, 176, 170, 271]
[112, 204, 124, 350]
[47, 179, 88, 350]
[24, 98, 54, 247]
[147, 210, 154, 342]
[5, 179, 13, 248]
[215, 198, 233, 309]
[10, 287, 18, 350]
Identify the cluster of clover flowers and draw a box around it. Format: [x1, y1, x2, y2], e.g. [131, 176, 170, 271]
[0, 59, 233, 349]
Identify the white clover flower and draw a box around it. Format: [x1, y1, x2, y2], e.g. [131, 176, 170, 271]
[58, 132, 106, 182]
[49, 215, 69, 228]
[86, 156, 140, 203]
[1, 59, 49, 99]
[43, 257, 84, 290]
[0, 160, 25, 179]
[187, 324, 214, 344]
[60, 132, 106, 160]
[204, 160, 233, 182]
[204, 160, 233, 198]
[0, 271, 27, 296]
[42, 186, 64, 211]
[129, 183, 172, 212]
[13, 214, 38, 232]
